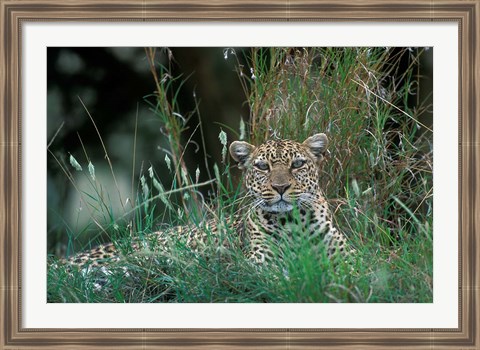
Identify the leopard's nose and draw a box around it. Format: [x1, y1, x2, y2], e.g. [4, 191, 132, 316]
[272, 182, 291, 195]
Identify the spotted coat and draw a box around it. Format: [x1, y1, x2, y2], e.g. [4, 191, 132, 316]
[60, 133, 352, 268]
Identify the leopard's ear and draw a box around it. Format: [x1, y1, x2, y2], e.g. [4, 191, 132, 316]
[303, 133, 328, 161]
[229, 141, 255, 169]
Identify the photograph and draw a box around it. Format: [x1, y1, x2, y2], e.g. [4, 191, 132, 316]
[46, 47, 434, 303]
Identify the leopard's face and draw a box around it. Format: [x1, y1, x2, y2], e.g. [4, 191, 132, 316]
[230, 133, 328, 213]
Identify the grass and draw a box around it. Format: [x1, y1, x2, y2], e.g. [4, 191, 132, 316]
[47, 47, 433, 303]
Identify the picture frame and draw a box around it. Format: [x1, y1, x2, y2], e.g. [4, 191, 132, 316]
[1, 1, 478, 349]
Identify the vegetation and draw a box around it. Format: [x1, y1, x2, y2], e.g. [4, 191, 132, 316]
[48, 47, 433, 303]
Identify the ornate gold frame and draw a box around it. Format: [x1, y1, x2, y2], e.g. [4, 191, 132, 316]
[1, 1, 478, 349]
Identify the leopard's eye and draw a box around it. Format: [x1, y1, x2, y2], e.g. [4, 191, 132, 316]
[291, 158, 306, 169]
[254, 161, 269, 171]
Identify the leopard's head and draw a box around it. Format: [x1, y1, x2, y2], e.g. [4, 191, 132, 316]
[229, 133, 328, 213]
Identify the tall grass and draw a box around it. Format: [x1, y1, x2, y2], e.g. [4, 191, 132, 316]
[48, 47, 432, 303]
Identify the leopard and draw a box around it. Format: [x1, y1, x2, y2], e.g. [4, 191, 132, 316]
[229, 133, 352, 262]
[58, 133, 352, 269]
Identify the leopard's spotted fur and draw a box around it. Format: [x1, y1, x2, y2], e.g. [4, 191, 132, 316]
[60, 133, 352, 268]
